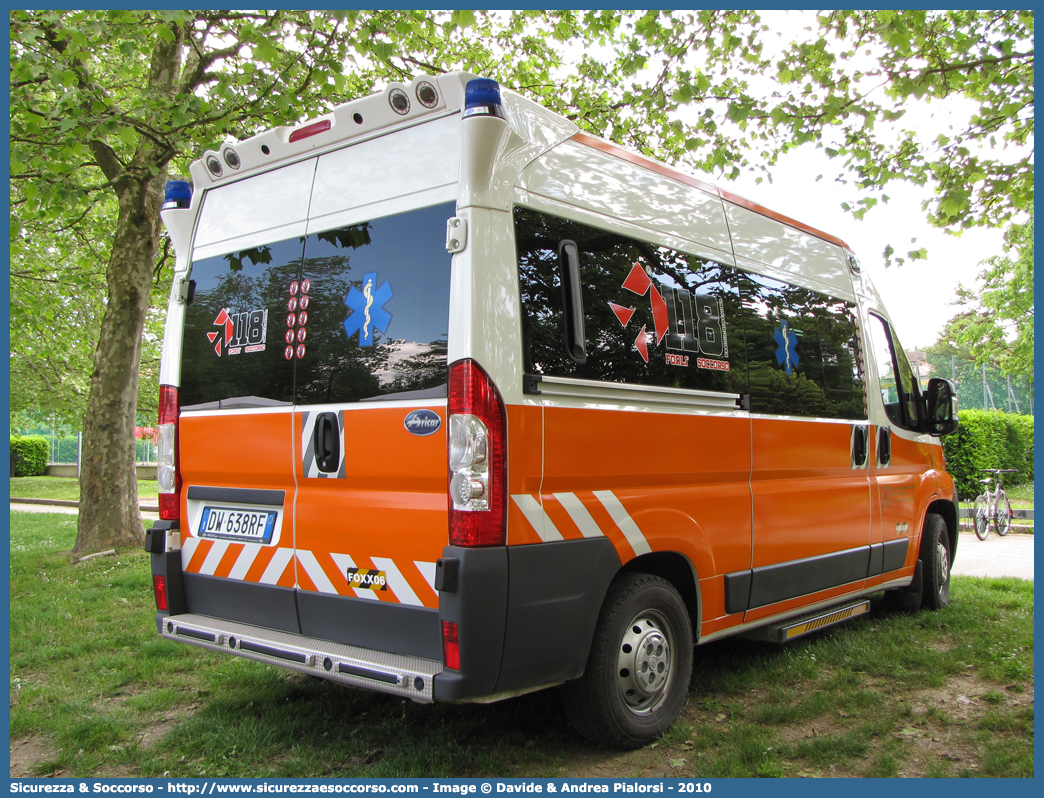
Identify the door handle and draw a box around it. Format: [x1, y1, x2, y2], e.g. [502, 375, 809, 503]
[878, 426, 892, 467]
[313, 412, 340, 473]
[851, 424, 869, 468]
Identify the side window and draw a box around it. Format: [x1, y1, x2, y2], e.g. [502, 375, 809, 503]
[514, 207, 747, 395]
[867, 313, 921, 429]
[741, 274, 866, 420]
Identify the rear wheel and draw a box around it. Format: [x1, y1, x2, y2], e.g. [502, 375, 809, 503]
[994, 490, 1012, 537]
[973, 495, 990, 540]
[562, 573, 693, 749]
[919, 513, 952, 610]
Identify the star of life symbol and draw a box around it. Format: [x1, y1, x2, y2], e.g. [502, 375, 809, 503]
[774, 320, 800, 375]
[344, 272, 392, 347]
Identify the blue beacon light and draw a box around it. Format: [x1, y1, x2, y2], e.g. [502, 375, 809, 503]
[163, 180, 192, 210]
[463, 78, 506, 120]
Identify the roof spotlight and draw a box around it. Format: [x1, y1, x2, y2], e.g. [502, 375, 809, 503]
[205, 154, 223, 177]
[416, 81, 439, 108]
[389, 88, 410, 115]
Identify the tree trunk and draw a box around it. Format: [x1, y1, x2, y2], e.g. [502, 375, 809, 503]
[74, 174, 165, 554]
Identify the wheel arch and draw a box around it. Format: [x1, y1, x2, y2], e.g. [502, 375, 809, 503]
[620, 551, 700, 641]
[926, 497, 959, 562]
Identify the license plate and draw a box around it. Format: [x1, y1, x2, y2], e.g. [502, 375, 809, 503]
[197, 506, 277, 544]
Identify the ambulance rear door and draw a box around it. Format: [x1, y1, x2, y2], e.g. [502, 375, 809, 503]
[177, 158, 319, 632]
[290, 117, 460, 661]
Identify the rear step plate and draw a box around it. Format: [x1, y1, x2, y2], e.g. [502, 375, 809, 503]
[739, 600, 871, 644]
[161, 613, 442, 701]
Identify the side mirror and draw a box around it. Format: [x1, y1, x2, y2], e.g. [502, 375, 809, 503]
[925, 378, 959, 436]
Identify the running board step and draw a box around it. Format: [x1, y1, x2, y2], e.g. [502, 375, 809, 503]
[738, 600, 871, 644]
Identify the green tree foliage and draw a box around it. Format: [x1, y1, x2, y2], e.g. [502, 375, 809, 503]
[924, 348, 1033, 414]
[9, 204, 109, 426]
[533, 10, 1033, 259]
[9, 192, 168, 427]
[945, 216, 1034, 379]
[9, 10, 1033, 551]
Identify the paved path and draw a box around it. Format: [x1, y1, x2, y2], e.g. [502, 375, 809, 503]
[10, 501, 159, 522]
[951, 530, 1034, 580]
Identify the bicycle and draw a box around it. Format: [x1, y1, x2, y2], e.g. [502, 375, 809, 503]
[972, 469, 1018, 540]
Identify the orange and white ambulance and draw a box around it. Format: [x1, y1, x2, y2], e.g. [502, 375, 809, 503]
[147, 73, 960, 748]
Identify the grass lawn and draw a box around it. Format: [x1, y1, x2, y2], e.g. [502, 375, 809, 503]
[9, 510, 1034, 779]
[10, 476, 159, 502]
[1006, 481, 1035, 506]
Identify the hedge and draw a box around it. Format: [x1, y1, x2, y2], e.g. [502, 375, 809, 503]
[942, 409, 1034, 499]
[9, 436, 49, 477]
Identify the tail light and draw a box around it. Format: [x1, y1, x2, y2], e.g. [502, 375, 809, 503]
[442, 621, 460, 670]
[448, 359, 506, 546]
[157, 385, 181, 520]
[153, 574, 168, 611]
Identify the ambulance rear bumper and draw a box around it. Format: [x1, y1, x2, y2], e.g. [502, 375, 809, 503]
[159, 612, 442, 702]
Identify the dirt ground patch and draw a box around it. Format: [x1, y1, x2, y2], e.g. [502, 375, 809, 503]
[10, 671, 1033, 779]
[9, 704, 199, 779]
[558, 671, 1034, 778]
[10, 737, 62, 779]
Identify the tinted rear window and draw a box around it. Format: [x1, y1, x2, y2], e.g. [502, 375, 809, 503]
[181, 203, 454, 409]
[181, 237, 302, 409]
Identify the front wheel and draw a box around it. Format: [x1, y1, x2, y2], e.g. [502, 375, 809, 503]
[994, 489, 1012, 537]
[919, 513, 952, 610]
[562, 573, 693, 749]
[972, 495, 990, 540]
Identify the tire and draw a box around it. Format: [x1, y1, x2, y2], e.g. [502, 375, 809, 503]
[919, 513, 952, 610]
[561, 572, 693, 749]
[994, 489, 1012, 537]
[972, 495, 990, 540]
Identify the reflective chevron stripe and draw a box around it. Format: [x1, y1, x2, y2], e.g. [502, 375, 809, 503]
[179, 536, 437, 606]
[372, 557, 422, 606]
[510, 491, 651, 557]
[227, 543, 261, 580]
[297, 549, 337, 594]
[594, 490, 652, 556]
[512, 494, 563, 542]
[259, 547, 295, 585]
[553, 492, 604, 538]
